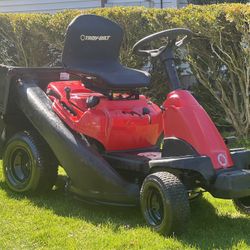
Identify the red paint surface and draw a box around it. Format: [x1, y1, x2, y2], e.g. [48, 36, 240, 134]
[47, 81, 163, 151]
[162, 90, 233, 169]
[47, 81, 233, 170]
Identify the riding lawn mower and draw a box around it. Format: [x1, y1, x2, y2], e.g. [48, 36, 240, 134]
[0, 14, 250, 235]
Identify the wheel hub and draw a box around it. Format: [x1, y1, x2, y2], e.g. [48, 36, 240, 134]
[146, 187, 164, 225]
[10, 148, 32, 183]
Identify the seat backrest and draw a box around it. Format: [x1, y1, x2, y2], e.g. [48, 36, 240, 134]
[62, 15, 123, 69]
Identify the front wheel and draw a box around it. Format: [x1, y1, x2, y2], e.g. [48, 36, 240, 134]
[140, 172, 190, 235]
[233, 196, 250, 214]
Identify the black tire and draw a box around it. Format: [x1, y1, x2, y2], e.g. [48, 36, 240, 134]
[140, 171, 190, 235]
[233, 196, 250, 214]
[188, 189, 203, 202]
[2, 131, 58, 194]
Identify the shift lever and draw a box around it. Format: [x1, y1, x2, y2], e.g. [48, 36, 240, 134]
[64, 87, 71, 100]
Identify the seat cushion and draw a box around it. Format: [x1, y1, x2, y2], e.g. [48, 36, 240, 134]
[62, 14, 150, 90]
[66, 61, 150, 90]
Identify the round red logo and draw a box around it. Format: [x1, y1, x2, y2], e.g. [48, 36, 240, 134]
[217, 153, 228, 167]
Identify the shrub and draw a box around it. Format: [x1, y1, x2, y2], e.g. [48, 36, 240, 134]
[0, 4, 249, 137]
[172, 4, 250, 138]
[188, 0, 249, 4]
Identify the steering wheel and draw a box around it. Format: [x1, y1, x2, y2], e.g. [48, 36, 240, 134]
[132, 28, 193, 57]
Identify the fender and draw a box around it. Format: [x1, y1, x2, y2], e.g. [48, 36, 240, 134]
[162, 90, 234, 170]
[149, 155, 215, 185]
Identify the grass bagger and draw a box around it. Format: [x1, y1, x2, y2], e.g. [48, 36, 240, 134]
[0, 14, 250, 235]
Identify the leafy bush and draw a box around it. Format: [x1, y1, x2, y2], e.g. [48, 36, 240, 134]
[0, 4, 249, 137]
[172, 4, 250, 138]
[188, 0, 249, 4]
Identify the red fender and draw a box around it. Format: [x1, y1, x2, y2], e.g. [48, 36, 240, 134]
[162, 90, 233, 170]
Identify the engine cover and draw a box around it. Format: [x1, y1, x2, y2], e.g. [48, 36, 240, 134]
[47, 81, 163, 151]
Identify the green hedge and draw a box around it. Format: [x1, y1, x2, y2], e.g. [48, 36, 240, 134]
[0, 4, 249, 137]
[188, 0, 249, 4]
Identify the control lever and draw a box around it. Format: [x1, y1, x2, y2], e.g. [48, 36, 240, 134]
[143, 107, 151, 124]
[64, 87, 71, 100]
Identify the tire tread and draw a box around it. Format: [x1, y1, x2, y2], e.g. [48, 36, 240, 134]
[3, 130, 58, 194]
[140, 171, 190, 235]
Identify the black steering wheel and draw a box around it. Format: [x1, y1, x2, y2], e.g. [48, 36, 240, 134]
[132, 28, 193, 57]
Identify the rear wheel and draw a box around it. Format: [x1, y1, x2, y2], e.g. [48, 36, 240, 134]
[233, 196, 250, 214]
[3, 131, 58, 194]
[140, 172, 190, 235]
[188, 189, 203, 202]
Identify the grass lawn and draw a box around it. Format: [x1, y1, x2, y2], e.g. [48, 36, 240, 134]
[0, 162, 249, 250]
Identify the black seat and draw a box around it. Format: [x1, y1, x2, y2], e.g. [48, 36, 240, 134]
[62, 15, 150, 90]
